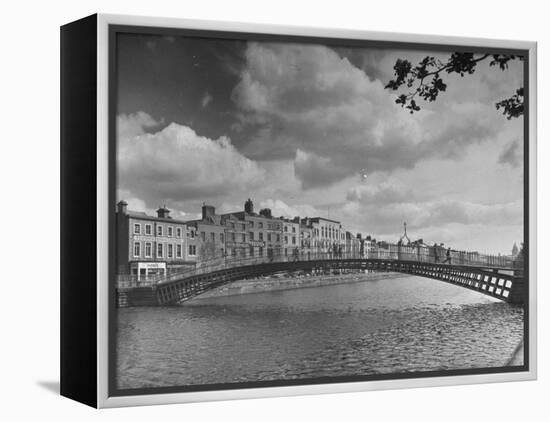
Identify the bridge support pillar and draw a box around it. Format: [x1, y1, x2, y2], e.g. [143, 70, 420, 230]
[507, 279, 526, 304]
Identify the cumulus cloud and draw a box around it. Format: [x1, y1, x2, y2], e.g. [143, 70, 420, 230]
[337, 197, 522, 237]
[117, 111, 163, 139]
[117, 112, 265, 206]
[231, 42, 508, 189]
[498, 139, 522, 168]
[294, 149, 349, 190]
[346, 182, 417, 204]
[259, 198, 319, 219]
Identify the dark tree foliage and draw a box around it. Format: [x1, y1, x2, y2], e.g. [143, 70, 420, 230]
[385, 53, 524, 119]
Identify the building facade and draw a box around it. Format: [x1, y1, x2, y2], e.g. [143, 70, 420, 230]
[116, 197, 378, 280]
[281, 217, 300, 257]
[115, 201, 193, 279]
[223, 199, 285, 259]
[220, 213, 249, 258]
[185, 204, 226, 263]
[310, 217, 345, 256]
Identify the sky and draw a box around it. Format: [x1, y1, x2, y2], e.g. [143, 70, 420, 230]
[115, 33, 524, 254]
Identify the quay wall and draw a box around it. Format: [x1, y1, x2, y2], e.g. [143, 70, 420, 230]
[192, 271, 406, 300]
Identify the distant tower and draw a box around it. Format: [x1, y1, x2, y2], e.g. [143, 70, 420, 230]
[512, 242, 519, 256]
[399, 222, 411, 245]
[244, 198, 254, 214]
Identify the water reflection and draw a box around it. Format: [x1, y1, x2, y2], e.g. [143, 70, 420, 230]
[116, 275, 524, 389]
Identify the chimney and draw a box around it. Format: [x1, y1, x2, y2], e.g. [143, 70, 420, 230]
[156, 205, 170, 219]
[202, 203, 216, 220]
[259, 208, 272, 218]
[244, 198, 254, 214]
[117, 200, 128, 214]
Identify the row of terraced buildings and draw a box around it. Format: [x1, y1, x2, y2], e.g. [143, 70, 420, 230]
[116, 198, 371, 280]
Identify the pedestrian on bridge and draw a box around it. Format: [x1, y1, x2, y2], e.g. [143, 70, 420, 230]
[433, 243, 439, 263]
[444, 247, 452, 264]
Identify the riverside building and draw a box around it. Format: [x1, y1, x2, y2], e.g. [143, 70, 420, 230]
[310, 217, 346, 256]
[116, 197, 373, 279]
[184, 204, 226, 262]
[281, 217, 300, 257]
[220, 213, 249, 258]
[224, 199, 283, 259]
[115, 201, 193, 279]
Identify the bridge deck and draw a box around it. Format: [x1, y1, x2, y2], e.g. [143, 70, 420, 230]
[116, 253, 525, 307]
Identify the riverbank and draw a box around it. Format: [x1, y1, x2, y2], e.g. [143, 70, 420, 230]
[192, 271, 406, 300]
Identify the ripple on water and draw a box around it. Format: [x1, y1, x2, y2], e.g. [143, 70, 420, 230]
[116, 276, 524, 389]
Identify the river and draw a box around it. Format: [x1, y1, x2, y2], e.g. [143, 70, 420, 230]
[116, 274, 524, 390]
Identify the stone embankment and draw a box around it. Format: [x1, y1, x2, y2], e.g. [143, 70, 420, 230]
[193, 271, 405, 299]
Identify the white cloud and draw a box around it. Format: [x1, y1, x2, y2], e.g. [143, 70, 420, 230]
[117, 113, 265, 207]
[346, 182, 417, 204]
[231, 42, 518, 189]
[498, 139, 522, 168]
[259, 198, 318, 219]
[117, 111, 162, 139]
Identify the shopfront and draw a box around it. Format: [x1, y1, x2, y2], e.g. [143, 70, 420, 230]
[130, 262, 166, 280]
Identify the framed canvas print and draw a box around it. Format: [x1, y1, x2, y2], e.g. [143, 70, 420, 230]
[60, 13, 537, 408]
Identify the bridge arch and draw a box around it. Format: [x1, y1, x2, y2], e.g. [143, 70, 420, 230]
[140, 258, 524, 307]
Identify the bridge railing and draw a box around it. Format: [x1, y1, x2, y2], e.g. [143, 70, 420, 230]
[117, 243, 520, 288]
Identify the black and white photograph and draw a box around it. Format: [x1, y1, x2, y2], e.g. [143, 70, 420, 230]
[111, 26, 529, 395]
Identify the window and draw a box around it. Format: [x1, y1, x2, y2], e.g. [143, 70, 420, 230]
[145, 224, 152, 235]
[241, 234, 246, 242]
[176, 227, 181, 237]
[210, 232, 215, 242]
[134, 223, 141, 234]
[259, 246, 263, 256]
[156, 243, 163, 258]
[259, 232, 263, 241]
[220, 233, 224, 243]
[285, 236, 288, 243]
[201, 232, 206, 241]
[231, 233, 236, 242]
[189, 245, 196, 256]
[190, 229, 195, 238]
[167, 226, 173, 237]
[167, 244, 173, 258]
[292, 227, 296, 233]
[292, 236, 296, 245]
[267, 233, 271, 242]
[250, 221, 254, 228]
[276, 234, 280, 242]
[145, 242, 152, 257]
[176, 244, 182, 258]
[249, 232, 254, 240]
[259, 222, 263, 229]
[133, 241, 141, 257]
[157, 225, 163, 236]
[284, 226, 288, 232]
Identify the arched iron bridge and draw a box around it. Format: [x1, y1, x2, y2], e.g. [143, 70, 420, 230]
[117, 246, 525, 307]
